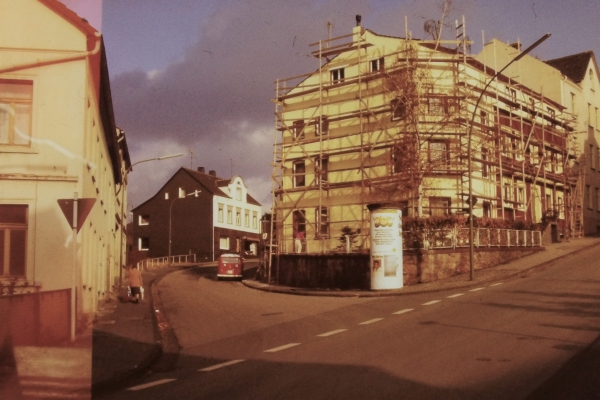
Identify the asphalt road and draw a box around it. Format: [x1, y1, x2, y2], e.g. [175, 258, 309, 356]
[101, 248, 600, 400]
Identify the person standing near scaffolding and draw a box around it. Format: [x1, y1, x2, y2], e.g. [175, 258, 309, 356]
[294, 230, 305, 253]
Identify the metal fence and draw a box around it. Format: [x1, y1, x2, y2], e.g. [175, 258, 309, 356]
[404, 228, 542, 250]
[136, 254, 197, 270]
[282, 228, 542, 254]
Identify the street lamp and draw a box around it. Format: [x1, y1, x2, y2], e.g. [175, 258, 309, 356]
[118, 152, 183, 288]
[467, 33, 550, 280]
[168, 190, 201, 265]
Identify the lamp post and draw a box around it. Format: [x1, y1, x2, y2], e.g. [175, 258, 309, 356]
[467, 33, 550, 280]
[168, 190, 200, 265]
[118, 152, 183, 288]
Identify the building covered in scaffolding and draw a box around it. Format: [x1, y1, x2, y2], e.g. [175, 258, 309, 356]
[271, 16, 586, 256]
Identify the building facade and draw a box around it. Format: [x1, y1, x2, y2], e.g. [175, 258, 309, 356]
[272, 19, 582, 255]
[0, 0, 130, 330]
[131, 167, 262, 264]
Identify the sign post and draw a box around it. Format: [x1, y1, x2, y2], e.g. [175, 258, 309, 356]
[58, 195, 95, 341]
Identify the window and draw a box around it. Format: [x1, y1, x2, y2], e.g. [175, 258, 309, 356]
[480, 110, 489, 126]
[138, 215, 149, 226]
[227, 206, 233, 224]
[428, 141, 448, 166]
[547, 193, 554, 211]
[245, 211, 249, 227]
[164, 192, 169, 200]
[507, 87, 517, 103]
[0, 205, 27, 276]
[293, 160, 305, 187]
[315, 156, 329, 185]
[587, 185, 592, 209]
[293, 210, 306, 237]
[481, 148, 489, 178]
[138, 237, 149, 251]
[253, 212, 258, 229]
[292, 120, 305, 139]
[316, 207, 330, 237]
[391, 96, 407, 120]
[571, 93, 577, 114]
[591, 144, 595, 170]
[179, 187, 185, 198]
[218, 204, 224, 222]
[429, 197, 450, 216]
[370, 58, 384, 73]
[219, 237, 230, 250]
[517, 186, 525, 207]
[547, 107, 556, 127]
[236, 208, 241, 226]
[558, 196, 564, 219]
[0, 80, 33, 146]
[236, 187, 242, 201]
[315, 115, 329, 135]
[428, 97, 446, 115]
[330, 68, 345, 84]
[504, 183, 513, 202]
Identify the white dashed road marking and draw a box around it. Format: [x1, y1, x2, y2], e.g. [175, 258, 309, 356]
[200, 359, 245, 372]
[264, 343, 301, 353]
[469, 287, 485, 292]
[127, 379, 177, 391]
[422, 300, 441, 306]
[317, 329, 348, 337]
[392, 308, 414, 315]
[447, 293, 465, 298]
[490, 282, 503, 286]
[359, 318, 384, 325]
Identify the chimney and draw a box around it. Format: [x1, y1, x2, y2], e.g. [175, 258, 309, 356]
[209, 170, 216, 177]
[510, 41, 521, 51]
[355, 14, 362, 27]
[197, 167, 205, 173]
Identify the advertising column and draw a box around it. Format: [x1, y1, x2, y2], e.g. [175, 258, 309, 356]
[369, 206, 403, 290]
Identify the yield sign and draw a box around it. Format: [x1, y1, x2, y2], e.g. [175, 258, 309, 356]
[57, 198, 96, 233]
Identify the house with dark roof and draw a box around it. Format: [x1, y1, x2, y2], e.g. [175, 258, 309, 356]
[131, 167, 262, 265]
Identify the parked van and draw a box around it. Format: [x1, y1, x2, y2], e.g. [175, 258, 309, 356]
[217, 253, 244, 279]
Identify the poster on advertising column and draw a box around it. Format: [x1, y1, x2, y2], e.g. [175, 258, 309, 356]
[370, 207, 403, 290]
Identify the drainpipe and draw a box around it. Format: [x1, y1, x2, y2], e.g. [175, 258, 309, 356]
[0, 32, 102, 75]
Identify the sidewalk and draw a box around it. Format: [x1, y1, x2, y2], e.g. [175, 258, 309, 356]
[11, 237, 600, 398]
[243, 236, 600, 297]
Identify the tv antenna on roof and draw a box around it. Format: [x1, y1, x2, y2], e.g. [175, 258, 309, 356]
[187, 148, 196, 169]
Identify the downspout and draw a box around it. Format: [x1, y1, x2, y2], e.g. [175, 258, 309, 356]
[0, 32, 102, 75]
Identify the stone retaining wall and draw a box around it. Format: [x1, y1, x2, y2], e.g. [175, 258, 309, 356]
[275, 246, 543, 290]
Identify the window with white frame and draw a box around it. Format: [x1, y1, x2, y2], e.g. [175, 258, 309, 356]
[0, 79, 33, 146]
[218, 204, 224, 222]
[138, 237, 149, 251]
[370, 58, 384, 73]
[244, 211, 249, 227]
[0, 205, 27, 276]
[138, 215, 150, 226]
[179, 187, 185, 198]
[165, 192, 169, 200]
[517, 186, 525, 208]
[253, 212, 258, 229]
[236, 208, 241, 226]
[316, 206, 330, 237]
[330, 68, 345, 84]
[219, 237, 230, 250]
[227, 206, 233, 224]
[314, 115, 329, 135]
[293, 160, 306, 187]
[293, 120, 305, 139]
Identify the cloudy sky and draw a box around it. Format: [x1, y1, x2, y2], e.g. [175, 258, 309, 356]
[64, 0, 600, 213]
